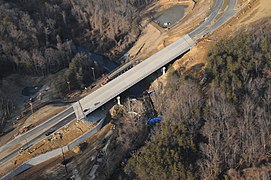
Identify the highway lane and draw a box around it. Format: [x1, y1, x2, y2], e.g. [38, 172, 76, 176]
[0, 112, 76, 167]
[189, 0, 223, 38]
[0, 0, 210, 163]
[107, 0, 228, 80]
[0, 107, 74, 165]
[74, 35, 195, 119]
[208, 0, 238, 32]
[0, 0, 240, 173]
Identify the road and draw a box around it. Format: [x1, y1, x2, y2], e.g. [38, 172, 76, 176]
[189, 0, 223, 38]
[0, 107, 75, 166]
[73, 34, 195, 120]
[208, 0, 238, 32]
[0, 0, 240, 175]
[75, 0, 239, 120]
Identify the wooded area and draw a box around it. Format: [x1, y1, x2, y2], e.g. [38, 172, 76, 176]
[124, 21, 271, 179]
[0, 0, 153, 79]
[0, 0, 154, 132]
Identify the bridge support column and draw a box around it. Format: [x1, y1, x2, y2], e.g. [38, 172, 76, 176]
[117, 96, 121, 105]
[72, 101, 86, 120]
[162, 67, 166, 75]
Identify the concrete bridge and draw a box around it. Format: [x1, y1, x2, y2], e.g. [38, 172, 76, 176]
[73, 34, 195, 119]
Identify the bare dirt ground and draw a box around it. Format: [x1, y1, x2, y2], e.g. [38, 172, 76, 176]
[0, 119, 95, 176]
[0, 105, 68, 159]
[240, 0, 271, 25]
[128, 0, 212, 59]
[172, 0, 271, 74]
[0, 70, 68, 143]
[128, 20, 162, 57]
[4, 0, 271, 178]
[16, 123, 113, 179]
[21, 105, 68, 128]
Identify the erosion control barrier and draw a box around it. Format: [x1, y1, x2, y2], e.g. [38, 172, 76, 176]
[1, 118, 105, 180]
[68, 118, 105, 150]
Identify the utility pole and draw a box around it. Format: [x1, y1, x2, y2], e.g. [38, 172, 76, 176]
[67, 81, 71, 92]
[117, 96, 121, 106]
[91, 67, 95, 81]
[58, 134, 68, 176]
[29, 100, 33, 115]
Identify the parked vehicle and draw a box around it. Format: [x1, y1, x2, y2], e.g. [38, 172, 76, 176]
[45, 129, 55, 136]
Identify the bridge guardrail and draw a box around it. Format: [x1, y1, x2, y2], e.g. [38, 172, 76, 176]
[2, 118, 105, 180]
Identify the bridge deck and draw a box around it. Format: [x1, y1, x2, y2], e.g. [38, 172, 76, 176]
[73, 34, 195, 119]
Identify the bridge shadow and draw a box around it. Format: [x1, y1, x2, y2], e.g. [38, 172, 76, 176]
[83, 51, 187, 127]
[121, 52, 187, 99]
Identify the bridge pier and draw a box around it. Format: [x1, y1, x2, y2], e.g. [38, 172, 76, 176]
[162, 67, 166, 75]
[73, 101, 86, 120]
[117, 96, 121, 105]
[73, 34, 195, 121]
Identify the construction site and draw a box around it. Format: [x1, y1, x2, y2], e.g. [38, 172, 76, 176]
[0, 0, 271, 179]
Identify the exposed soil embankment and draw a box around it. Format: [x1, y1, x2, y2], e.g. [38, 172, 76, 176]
[0, 0, 155, 137]
[5, 0, 271, 179]
[128, 0, 210, 60]
[15, 96, 155, 179]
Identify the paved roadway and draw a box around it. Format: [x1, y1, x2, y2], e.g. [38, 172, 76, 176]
[0, 107, 75, 165]
[208, 0, 238, 32]
[190, 0, 239, 39]
[0, 0, 240, 174]
[189, 0, 223, 38]
[73, 35, 195, 119]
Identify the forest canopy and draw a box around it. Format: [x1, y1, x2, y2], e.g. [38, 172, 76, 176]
[0, 0, 154, 132]
[125, 21, 271, 179]
[0, 0, 154, 79]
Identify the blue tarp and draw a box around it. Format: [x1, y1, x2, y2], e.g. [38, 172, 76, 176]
[147, 117, 162, 124]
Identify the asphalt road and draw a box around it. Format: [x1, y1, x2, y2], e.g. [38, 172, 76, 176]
[209, 0, 238, 32]
[0, 107, 74, 165]
[0, 0, 240, 173]
[73, 35, 195, 120]
[189, 0, 223, 38]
